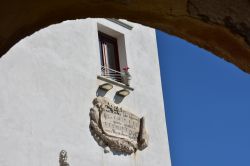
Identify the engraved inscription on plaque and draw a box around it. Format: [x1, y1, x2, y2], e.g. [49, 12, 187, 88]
[101, 104, 140, 142]
[89, 97, 148, 154]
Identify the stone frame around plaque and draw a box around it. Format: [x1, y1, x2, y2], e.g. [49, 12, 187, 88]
[89, 96, 148, 154]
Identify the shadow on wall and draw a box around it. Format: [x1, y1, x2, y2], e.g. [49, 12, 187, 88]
[96, 87, 125, 104]
[96, 87, 108, 97]
[113, 93, 125, 104]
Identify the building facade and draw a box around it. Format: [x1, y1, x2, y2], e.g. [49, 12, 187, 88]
[0, 18, 171, 165]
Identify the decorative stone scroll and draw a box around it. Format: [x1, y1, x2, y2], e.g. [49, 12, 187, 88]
[89, 97, 148, 154]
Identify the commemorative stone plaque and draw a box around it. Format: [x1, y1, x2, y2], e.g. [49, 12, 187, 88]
[89, 97, 148, 154]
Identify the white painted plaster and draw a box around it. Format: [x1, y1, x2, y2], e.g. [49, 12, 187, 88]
[0, 18, 171, 166]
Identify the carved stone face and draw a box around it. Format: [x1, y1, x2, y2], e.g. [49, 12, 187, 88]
[59, 150, 68, 164]
[93, 97, 103, 108]
[60, 150, 67, 157]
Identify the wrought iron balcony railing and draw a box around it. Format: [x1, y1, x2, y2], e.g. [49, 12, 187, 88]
[100, 66, 131, 86]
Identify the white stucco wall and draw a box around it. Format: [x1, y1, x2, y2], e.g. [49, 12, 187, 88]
[0, 18, 171, 166]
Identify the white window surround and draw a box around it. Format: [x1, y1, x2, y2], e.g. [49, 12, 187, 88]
[105, 18, 133, 30]
[97, 23, 128, 72]
[97, 22, 132, 88]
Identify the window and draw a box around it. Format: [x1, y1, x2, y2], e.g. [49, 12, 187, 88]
[98, 31, 131, 86]
[98, 32, 120, 72]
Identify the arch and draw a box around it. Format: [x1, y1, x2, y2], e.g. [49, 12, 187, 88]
[1, 0, 250, 72]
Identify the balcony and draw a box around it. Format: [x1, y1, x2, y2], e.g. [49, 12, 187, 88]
[100, 66, 131, 86]
[97, 66, 133, 97]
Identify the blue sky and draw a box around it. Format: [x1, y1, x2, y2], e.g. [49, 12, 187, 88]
[156, 30, 250, 166]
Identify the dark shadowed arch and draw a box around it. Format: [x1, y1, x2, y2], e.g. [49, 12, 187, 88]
[1, 0, 250, 72]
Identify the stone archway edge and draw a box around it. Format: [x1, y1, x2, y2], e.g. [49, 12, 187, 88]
[1, 0, 250, 72]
